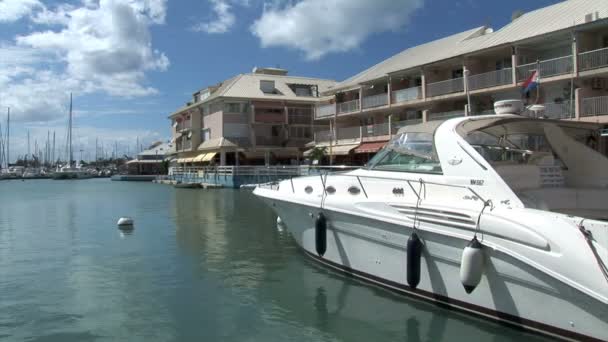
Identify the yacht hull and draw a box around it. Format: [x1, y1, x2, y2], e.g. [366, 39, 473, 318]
[259, 196, 608, 342]
[52, 172, 92, 180]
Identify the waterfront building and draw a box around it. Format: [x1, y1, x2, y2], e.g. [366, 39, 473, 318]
[126, 141, 174, 175]
[169, 67, 336, 167]
[313, 0, 608, 164]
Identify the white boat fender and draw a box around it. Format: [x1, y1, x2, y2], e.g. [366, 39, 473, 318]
[315, 213, 327, 257]
[407, 232, 423, 289]
[277, 216, 284, 226]
[460, 236, 485, 294]
[117, 217, 134, 229]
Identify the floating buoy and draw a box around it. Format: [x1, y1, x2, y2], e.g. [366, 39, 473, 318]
[315, 213, 327, 257]
[117, 217, 134, 229]
[460, 236, 485, 294]
[406, 232, 423, 289]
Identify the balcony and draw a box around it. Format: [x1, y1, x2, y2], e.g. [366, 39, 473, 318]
[337, 99, 360, 115]
[426, 77, 464, 97]
[315, 103, 335, 119]
[392, 86, 422, 104]
[428, 110, 465, 121]
[517, 55, 573, 82]
[314, 130, 333, 143]
[361, 122, 390, 139]
[467, 68, 513, 91]
[362, 93, 388, 109]
[336, 126, 361, 141]
[579, 47, 608, 72]
[581, 96, 608, 117]
[256, 136, 283, 146]
[523, 101, 573, 119]
[392, 119, 422, 133]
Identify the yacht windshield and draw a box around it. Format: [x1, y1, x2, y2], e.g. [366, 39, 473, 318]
[368, 132, 442, 174]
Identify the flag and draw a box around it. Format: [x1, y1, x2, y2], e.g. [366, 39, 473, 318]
[522, 69, 539, 94]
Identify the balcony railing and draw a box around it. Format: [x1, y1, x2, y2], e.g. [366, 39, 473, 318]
[522, 101, 573, 119]
[314, 130, 333, 143]
[579, 47, 608, 71]
[315, 103, 336, 119]
[426, 77, 464, 97]
[256, 136, 283, 146]
[336, 126, 361, 141]
[392, 119, 422, 133]
[392, 86, 422, 104]
[516, 55, 573, 81]
[581, 96, 608, 117]
[361, 122, 390, 138]
[362, 93, 388, 109]
[467, 68, 513, 91]
[337, 99, 360, 114]
[428, 110, 465, 121]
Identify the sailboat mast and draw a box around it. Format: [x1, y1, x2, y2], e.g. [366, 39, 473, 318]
[6, 107, 9, 168]
[52, 131, 56, 167]
[68, 93, 73, 167]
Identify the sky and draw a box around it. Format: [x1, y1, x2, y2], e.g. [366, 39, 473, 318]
[0, 0, 563, 162]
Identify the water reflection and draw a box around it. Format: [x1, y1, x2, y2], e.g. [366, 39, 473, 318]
[171, 190, 551, 342]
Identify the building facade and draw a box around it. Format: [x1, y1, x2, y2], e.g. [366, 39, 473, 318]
[169, 67, 336, 166]
[313, 0, 608, 164]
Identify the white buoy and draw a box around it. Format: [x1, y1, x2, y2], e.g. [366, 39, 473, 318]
[277, 217, 284, 226]
[460, 236, 485, 294]
[117, 217, 134, 228]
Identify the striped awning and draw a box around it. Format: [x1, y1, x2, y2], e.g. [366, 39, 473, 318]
[354, 141, 388, 154]
[193, 153, 207, 162]
[327, 144, 359, 156]
[202, 152, 216, 162]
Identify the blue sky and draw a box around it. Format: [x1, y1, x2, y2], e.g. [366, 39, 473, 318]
[0, 0, 561, 161]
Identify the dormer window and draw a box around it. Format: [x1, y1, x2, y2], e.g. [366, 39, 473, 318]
[260, 80, 282, 95]
[288, 84, 317, 97]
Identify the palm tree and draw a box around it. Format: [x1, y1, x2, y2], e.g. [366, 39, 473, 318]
[308, 146, 327, 164]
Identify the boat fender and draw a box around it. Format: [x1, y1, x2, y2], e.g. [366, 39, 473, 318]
[460, 236, 485, 294]
[315, 213, 327, 257]
[407, 232, 423, 289]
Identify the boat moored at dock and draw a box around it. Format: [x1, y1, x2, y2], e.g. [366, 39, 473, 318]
[254, 100, 608, 341]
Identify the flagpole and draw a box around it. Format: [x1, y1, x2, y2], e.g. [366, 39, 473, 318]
[535, 59, 540, 105]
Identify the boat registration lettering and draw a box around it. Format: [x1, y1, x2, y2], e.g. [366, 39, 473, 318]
[470, 179, 484, 186]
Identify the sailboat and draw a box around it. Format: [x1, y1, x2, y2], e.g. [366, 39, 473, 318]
[52, 94, 92, 180]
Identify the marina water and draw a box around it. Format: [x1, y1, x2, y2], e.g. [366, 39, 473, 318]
[0, 179, 551, 341]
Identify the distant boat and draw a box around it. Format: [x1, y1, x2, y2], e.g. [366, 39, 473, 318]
[52, 93, 92, 180]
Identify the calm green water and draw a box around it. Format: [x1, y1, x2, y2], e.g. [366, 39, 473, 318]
[0, 179, 550, 342]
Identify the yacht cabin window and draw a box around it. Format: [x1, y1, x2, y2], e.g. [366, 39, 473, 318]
[368, 132, 442, 174]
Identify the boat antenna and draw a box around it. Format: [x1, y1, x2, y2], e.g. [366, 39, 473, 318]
[6, 107, 9, 168]
[68, 93, 73, 168]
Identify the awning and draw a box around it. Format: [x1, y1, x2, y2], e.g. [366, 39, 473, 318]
[202, 152, 216, 162]
[177, 157, 194, 163]
[328, 144, 359, 156]
[193, 153, 207, 162]
[355, 141, 388, 154]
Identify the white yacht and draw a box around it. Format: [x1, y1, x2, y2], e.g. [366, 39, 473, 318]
[254, 100, 608, 341]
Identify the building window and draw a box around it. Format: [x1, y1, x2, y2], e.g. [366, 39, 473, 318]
[452, 68, 463, 79]
[224, 103, 242, 113]
[201, 129, 210, 142]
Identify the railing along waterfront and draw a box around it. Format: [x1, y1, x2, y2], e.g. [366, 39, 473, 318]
[426, 77, 464, 97]
[337, 99, 360, 114]
[428, 110, 465, 121]
[316, 103, 336, 119]
[467, 68, 512, 91]
[392, 86, 421, 104]
[362, 93, 388, 109]
[516, 55, 573, 81]
[579, 47, 608, 71]
[581, 96, 608, 117]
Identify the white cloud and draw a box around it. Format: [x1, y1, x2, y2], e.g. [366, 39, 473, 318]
[251, 0, 424, 60]
[0, 0, 42, 23]
[0, 0, 169, 123]
[193, 0, 236, 34]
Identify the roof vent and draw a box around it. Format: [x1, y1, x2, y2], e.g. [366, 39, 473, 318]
[494, 100, 524, 115]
